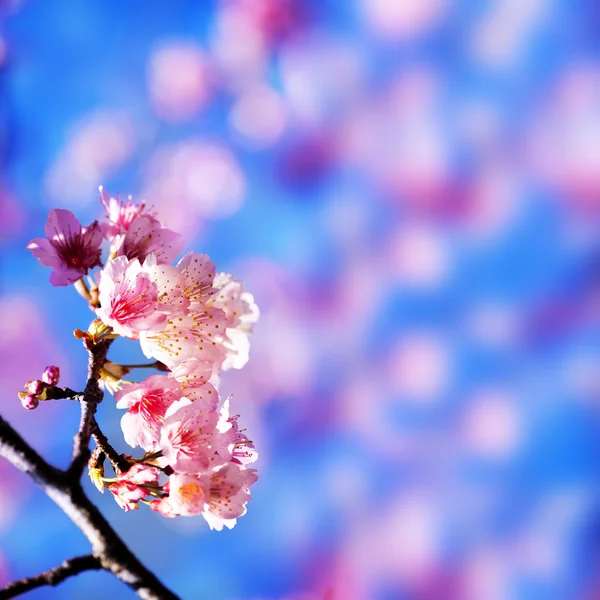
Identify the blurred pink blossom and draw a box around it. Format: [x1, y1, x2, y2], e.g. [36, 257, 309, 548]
[359, 0, 448, 42]
[148, 41, 212, 122]
[388, 333, 452, 402]
[470, 0, 550, 68]
[142, 140, 246, 237]
[230, 83, 287, 147]
[44, 110, 135, 207]
[526, 64, 600, 211]
[387, 221, 452, 289]
[279, 34, 365, 127]
[460, 389, 523, 458]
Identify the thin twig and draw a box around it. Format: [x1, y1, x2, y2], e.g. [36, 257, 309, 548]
[0, 555, 102, 599]
[44, 386, 82, 401]
[91, 417, 130, 475]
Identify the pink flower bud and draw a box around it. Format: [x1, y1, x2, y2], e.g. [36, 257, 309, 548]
[21, 394, 39, 410]
[42, 365, 60, 386]
[26, 380, 44, 396]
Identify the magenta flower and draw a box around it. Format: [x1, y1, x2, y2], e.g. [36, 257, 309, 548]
[115, 375, 184, 451]
[109, 464, 160, 512]
[160, 397, 221, 474]
[27, 209, 103, 286]
[96, 256, 171, 339]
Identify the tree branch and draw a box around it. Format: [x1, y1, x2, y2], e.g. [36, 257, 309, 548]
[0, 414, 179, 600]
[0, 555, 102, 599]
[68, 338, 111, 479]
[0, 337, 180, 599]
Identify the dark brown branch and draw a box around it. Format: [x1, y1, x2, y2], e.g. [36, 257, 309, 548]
[0, 555, 102, 599]
[68, 338, 111, 479]
[0, 336, 180, 599]
[0, 414, 179, 600]
[44, 386, 82, 401]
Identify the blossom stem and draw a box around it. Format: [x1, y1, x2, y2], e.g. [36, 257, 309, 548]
[118, 361, 163, 370]
[91, 417, 130, 475]
[74, 278, 92, 302]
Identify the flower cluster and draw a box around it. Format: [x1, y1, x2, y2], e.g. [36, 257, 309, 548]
[27, 188, 259, 530]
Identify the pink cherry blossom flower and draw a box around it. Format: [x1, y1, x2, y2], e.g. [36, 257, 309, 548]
[160, 397, 221, 474]
[99, 186, 154, 240]
[139, 307, 228, 370]
[109, 463, 160, 512]
[208, 272, 260, 370]
[177, 252, 217, 310]
[154, 473, 206, 517]
[171, 358, 214, 389]
[201, 463, 258, 530]
[96, 256, 172, 339]
[115, 215, 183, 265]
[151, 463, 257, 528]
[27, 209, 103, 286]
[115, 375, 184, 451]
[217, 396, 258, 466]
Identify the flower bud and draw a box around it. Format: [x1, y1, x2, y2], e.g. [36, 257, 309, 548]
[21, 394, 39, 410]
[42, 365, 60, 386]
[26, 380, 44, 396]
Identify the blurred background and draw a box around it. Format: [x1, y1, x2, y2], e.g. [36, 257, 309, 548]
[1, 0, 600, 598]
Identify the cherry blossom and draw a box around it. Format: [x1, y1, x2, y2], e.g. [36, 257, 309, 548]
[160, 396, 223, 474]
[115, 375, 184, 451]
[96, 256, 170, 339]
[201, 463, 258, 530]
[176, 252, 217, 309]
[209, 272, 260, 370]
[115, 215, 184, 265]
[109, 464, 160, 512]
[139, 307, 228, 370]
[99, 186, 153, 240]
[27, 208, 103, 286]
[153, 473, 206, 517]
[151, 463, 258, 529]
[170, 357, 214, 389]
[24, 188, 260, 532]
[218, 397, 258, 466]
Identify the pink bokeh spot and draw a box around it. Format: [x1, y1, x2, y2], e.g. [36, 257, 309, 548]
[148, 41, 212, 123]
